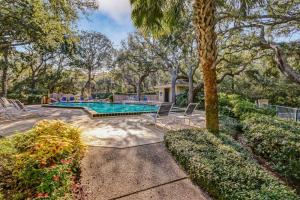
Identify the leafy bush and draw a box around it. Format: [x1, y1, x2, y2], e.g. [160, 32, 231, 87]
[241, 113, 300, 184]
[219, 115, 242, 136]
[27, 94, 43, 104]
[219, 93, 276, 118]
[233, 100, 276, 118]
[219, 93, 242, 107]
[0, 120, 84, 199]
[176, 91, 188, 107]
[241, 112, 300, 134]
[93, 93, 113, 99]
[165, 129, 299, 200]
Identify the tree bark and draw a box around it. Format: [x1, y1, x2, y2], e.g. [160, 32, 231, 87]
[171, 69, 177, 104]
[1, 49, 9, 97]
[30, 70, 37, 94]
[194, 0, 219, 134]
[188, 67, 194, 104]
[270, 44, 300, 85]
[136, 81, 142, 101]
[86, 69, 92, 97]
[136, 74, 148, 101]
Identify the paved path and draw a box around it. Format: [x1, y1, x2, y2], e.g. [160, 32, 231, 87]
[81, 143, 210, 200]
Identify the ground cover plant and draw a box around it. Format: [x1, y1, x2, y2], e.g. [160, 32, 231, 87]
[241, 113, 300, 185]
[165, 129, 299, 200]
[0, 120, 84, 199]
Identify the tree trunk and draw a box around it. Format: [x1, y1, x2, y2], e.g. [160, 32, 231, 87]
[270, 44, 300, 85]
[136, 74, 148, 101]
[188, 67, 194, 104]
[171, 69, 177, 104]
[194, 0, 219, 134]
[30, 71, 37, 94]
[86, 69, 92, 96]
[136, 81, 142, 101]
[1, 49, 9, 97]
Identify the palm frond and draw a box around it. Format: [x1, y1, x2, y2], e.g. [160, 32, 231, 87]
[130, 0, 185, 36]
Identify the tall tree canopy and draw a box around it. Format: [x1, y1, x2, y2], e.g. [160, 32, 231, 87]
[0, 0, 97, 97]
[72, 32, 114, 97]
[130, 0, 299, 133]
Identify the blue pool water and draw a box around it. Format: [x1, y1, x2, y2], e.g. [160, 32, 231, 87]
[51, 102, 158, 114]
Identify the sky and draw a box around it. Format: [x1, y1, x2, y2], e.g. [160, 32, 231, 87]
[76, 0, 136, 48]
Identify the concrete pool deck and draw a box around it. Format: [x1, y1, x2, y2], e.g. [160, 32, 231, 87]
[0, 105, 210, 200]
[0, 105, 206, 147]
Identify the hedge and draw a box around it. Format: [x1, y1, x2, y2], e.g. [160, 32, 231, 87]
[219, 93, 276, 118]
[241, 112, 300, 134]
[241, 113, 300, 184]
[165, 129, 299, 200]
[0, 120, 84, 199]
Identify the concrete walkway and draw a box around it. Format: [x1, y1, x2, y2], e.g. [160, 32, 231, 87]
[80, 143, 210, 200]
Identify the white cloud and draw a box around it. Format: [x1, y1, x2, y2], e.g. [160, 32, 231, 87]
[96, 0, 132, 23]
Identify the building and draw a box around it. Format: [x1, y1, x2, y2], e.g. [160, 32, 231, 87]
[155, 80, 189, 102]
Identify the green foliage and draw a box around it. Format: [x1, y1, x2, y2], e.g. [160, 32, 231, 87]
[175, 91, 204, 108]
[0, 120, 84, 199]
[176, 91, 188, 107]
[219, 93, 242, 117]
[219, 93, 276, 118]
[164, 129, 299, 200]
[130, 0, 186, 36]
[0, 0, 97, 50]
[7, 93, 43, 105]
[195, 92, 205, 109]
[219, 115, 242, 136]
[93, 93, 113, 100]
[232, 100, 276, 118]
[27, 94, 43, 104]
[241, 113, 300, 184]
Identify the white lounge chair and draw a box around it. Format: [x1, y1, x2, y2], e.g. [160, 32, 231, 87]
[142, 103, 174, 125]
[0, 98, 43, 120]
[172, 103, 200, 126]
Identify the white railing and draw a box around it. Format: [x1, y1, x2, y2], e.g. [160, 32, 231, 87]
[258, 104, 300, 122]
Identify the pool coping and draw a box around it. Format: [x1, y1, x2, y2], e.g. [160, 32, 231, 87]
[42, 103, 158, 118]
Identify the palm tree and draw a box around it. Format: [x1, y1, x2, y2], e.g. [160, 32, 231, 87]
[130, 0, 262, 134]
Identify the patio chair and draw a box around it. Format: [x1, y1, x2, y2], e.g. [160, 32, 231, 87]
[60, 96, 67, 102]
[172, 103, 199, 126]
[142, 103, 174, 125]
[69, 96, 75, 102]
[79, 96, 85, 102]
[0, 97, 13, 108]
[0, 101, 11, 120]
[10, 99, 44, 117]
[0, 99, 38, 120]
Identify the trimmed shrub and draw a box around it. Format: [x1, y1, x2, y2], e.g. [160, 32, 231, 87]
[233, 100, 276, 118]
[241, 112, 300, 134]
[241, 113, 300, 184]
[219, 115, 242, 136]
[219, 93, 276, 118]
[0, 120, 84, 199]
[165, 129, 299, 200]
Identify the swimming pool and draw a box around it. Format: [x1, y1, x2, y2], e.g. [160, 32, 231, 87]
[45, 102, 158, 117]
